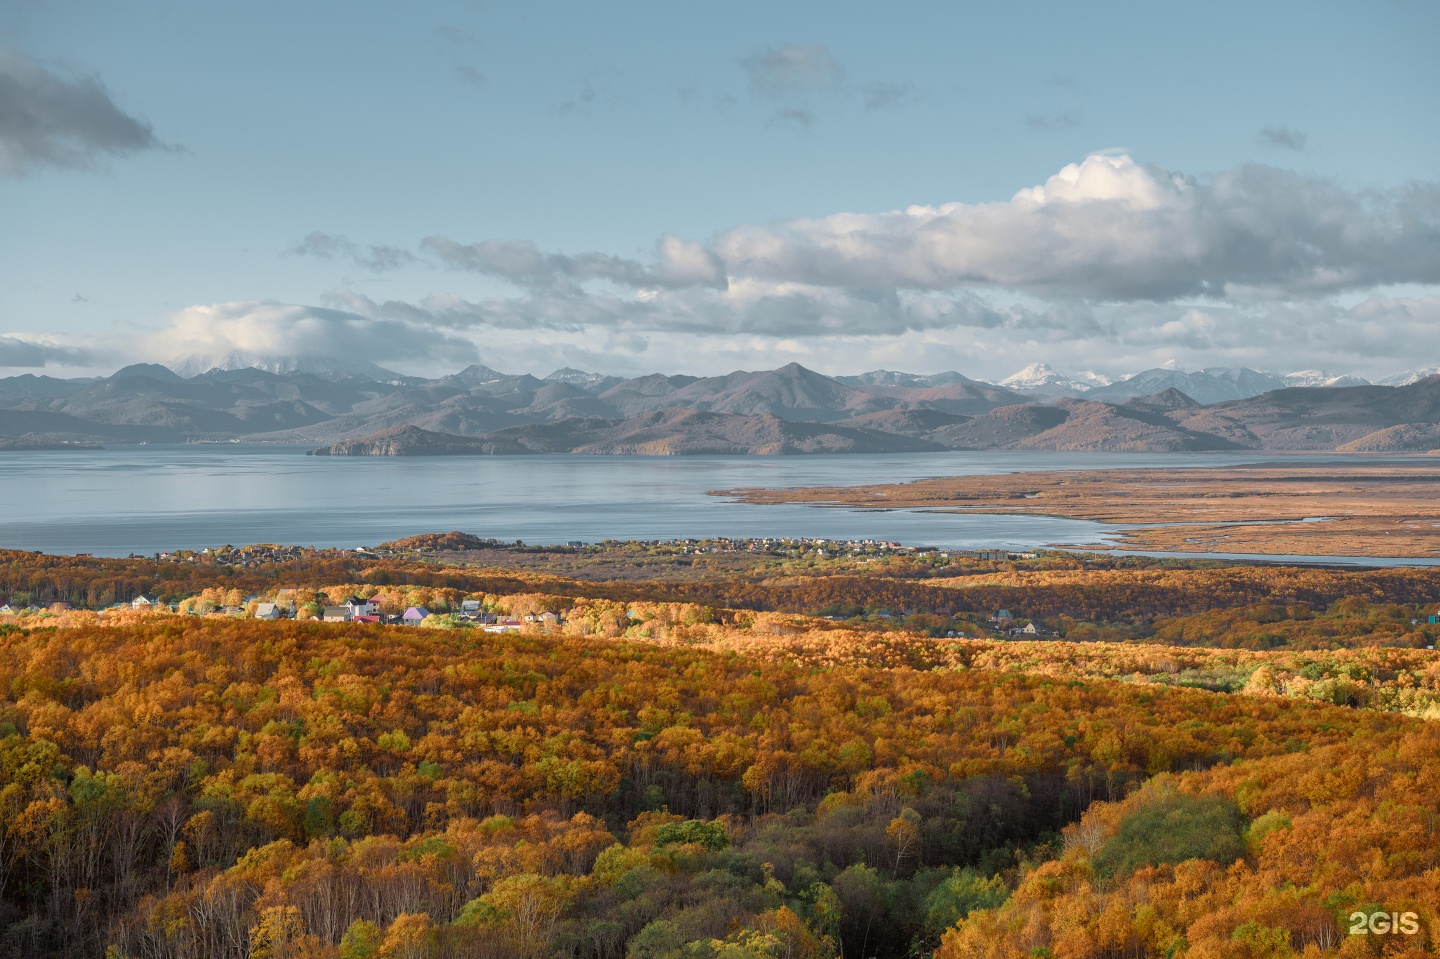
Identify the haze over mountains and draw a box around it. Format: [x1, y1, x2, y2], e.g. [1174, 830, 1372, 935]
[1, 357, 1437, 455]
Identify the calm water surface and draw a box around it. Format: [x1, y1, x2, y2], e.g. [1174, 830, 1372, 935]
[0, 446, 1433, 565]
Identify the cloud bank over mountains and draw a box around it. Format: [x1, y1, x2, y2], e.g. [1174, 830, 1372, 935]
[8, 154, 1439, 380]
[364, 154, 1438, 303]
[148, 302, 477, 373]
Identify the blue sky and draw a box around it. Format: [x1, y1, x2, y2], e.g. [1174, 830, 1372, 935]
[3, 0, 1438, 380]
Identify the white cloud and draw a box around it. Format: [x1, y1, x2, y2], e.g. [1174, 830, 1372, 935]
[218, 156, 1440, 381]
[146, 301, 477, 374]
[0, 49, 160, 176]
[409, 154, 1438, 306]
[713, 154, 1440, 299]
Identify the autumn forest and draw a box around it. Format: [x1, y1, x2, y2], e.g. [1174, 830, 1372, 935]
[0, 539, 1436, 958]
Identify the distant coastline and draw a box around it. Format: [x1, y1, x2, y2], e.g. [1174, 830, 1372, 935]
[0, 436, 103, 451]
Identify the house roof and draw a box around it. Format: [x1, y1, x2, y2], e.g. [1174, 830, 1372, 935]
[403, 606, 430, 618]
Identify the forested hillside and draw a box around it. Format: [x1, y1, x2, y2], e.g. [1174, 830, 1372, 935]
[0, 618, 1428, 958]
[1, 544, 1437, 957]
[937, 726, 1439, 958]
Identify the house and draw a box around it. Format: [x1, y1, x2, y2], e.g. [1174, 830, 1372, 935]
[254, 602, 282, 620]
[345, 596, 377, 617]
[1019, 622, 1039, 635]
[540, 611, 560, 625]
[460, 599, 482, 618]
[0, 604, 14, 615]
[353, 614, 381, 624]
[322, 606, 352, 622]
[402, 606, 430, 624]
[482, 619, 524, 633]
[992, 609, 1013, 623]
[132, 593, 158, 608]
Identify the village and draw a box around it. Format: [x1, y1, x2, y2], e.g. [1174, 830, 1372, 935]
[101, 590, 565, 633]
[125, 536, 1041, 567]
[0, 535, 1067, 640]
[1, 586, 1069, 643]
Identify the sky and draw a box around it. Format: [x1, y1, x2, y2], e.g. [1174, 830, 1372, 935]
[2, 0, 1438, 382]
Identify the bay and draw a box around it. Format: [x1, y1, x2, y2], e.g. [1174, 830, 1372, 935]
[0, 446, 1433, 566]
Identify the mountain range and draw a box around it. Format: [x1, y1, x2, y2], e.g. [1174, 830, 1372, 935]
[988, 362, 1371, 403]
[1, 359, 1437, 455]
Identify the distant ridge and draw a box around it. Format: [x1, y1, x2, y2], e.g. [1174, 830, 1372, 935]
[168, 351, 403, 381]
[1086, 366, 1289, 404]
[3, 360, 1438, 454]
[310, 410, 947, 456]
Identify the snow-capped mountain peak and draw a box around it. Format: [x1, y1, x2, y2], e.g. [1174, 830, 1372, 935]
[1377, 367, 1440, 387]
[168, 351, 402, 381]
[1283, 370, 1371, 388]
[996, 363, 1112, 393]
[544, 367, 623, 392]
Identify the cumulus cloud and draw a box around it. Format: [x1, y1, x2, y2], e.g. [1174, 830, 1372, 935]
[286, 232, 418, 272]
[1259, 124, 1307, 150]
[739, 44, 846, 99]
[263, 155, 1440, 378]
[712, 154, 1440, 299]
[149, 301, 477, 374]
[282, 155, 1435, 312]
[0, 49, 159, 176]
